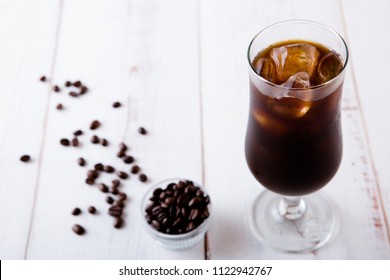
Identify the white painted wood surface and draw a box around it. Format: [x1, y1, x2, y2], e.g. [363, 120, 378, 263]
[0, 0, 389, 259]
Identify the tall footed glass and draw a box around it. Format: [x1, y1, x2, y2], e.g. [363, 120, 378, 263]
[246, 20, 348, 252]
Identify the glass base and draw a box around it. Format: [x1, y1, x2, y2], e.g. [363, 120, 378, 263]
[250, 190, 339, 253]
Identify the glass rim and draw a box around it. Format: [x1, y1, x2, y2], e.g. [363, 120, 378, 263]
[247, 19, 349, 91]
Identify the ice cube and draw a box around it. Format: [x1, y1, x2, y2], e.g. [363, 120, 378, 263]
[270, 97, 311, 118]
[254, 58, 277, 83]
[317, 52, 343, 84]
[281, 72, 311, 89]
[270, 43, 320, 83]
[253, 110, 290, 134]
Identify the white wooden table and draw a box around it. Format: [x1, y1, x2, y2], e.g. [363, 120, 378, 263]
[1, 0, 389, 260]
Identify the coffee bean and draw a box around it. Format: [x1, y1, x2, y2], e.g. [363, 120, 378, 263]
[20, 155, 31, 162]
[189, 209, 199, 221]
[90, 120, 100, 130]
[87, 170, 98, 179]
[114, 217, 124, 229]
[188, 197, 201, 208]
[91, 135, 99, 144]
[110, 187, 119, 195]
[88, 206, 96, 214]
[94, 163, 103, 171]
[85, 178, 95, 185]
[117, 150, 126, 158]
[105, 196, 114, 204]
[119, 142, 127, 151]
[80, 86, 88, 94]
[39, 75, 47, 82]
[112, 179, 120, 188]
[72, 207, 81, 216]
[73, 80, 82, 87]
[69, 91, 78, 97]
[98, 183, 108, 193]
[117, 171, 128, 180]
[113, 200, 125, 208]
[60, 138, 70, 146]
[139, 174, 147, 182]
[123, 155, 134, 164]
[138, 127, 147, 135]
[151, 220, 160, 230]
[71, 138, 79, 147]
[53, 85, 60, 92]
[101, 138, 109, 146]
[73, 130, 83, 136]
[72, 224, 85, 235]
[186, 222, 195, 232]
[56, 103, 63, 110]
[78, 157, 86, 167]
[164, 197, 175, 206]
[118, 192, 127, 201]
[130, 165, 140, 174]
[113, 101, 121, 108]
[108, 206, 123, 217]
[104, 165, 115, 173]
[65, 81, 71, 87]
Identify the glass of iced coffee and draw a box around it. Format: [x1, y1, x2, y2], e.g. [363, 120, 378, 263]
[246, 20, 348, 252]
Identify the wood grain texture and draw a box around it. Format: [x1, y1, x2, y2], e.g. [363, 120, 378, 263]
[0, 0, 61, 259]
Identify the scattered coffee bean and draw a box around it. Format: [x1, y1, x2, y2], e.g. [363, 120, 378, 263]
[108, 205, 123, 217]
[69, 91, 78, 97]
[117, 150, 126, 158]
[119, 142, 127, 151]
[60, 138, 70, 146]
[40, 75, 47, 82]
[113, 217, 124, 229]
[112, 179, 120, 188]
[73, 80, 82, 87]
[90, 120, 100, 130]
[88, 206, 96, 214]
[144, 180, 210, 235]
[53, 85, 60, 92]
[56, 103, 64, 110]
[117, 171, 128, 180]
[123, 155, 134, 164]
[101, 138, 109, 146]
[138, 127, 147, 135]
[65, 81, 72, 87]
[91, 135, 100, 144]
[113, 200, 125, 208]
[71, 138, 79, 147]
[130, 165, 140, 174]
[105, 196, 114, 204]
[72, 224, 85, 235]
[104, 165, 115, 173]
[118, 192, 127, 201]
[80, 86, 88, 94]
[113, 101, 122, 108]
[78, 157, 86, 167]
[98, 183, 109, 193]
[85, 178, 95, 185]
[87, 170, 99, 179]
[20, 155, 31, 162]
[139, 174, 147, 182]
[94, 163, 104, 171]
[110, 187, 119, 195]
[72, 208, 81, 216]
[73, 129, 83, 136]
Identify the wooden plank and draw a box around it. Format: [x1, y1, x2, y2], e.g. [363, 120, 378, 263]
[0, 0, 61, 259]
[341, 0, 390, 243]
[25, 0, 203, 259]
[200, 0, 390, 259]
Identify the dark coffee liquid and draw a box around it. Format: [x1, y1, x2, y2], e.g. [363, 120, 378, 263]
[246, 40, 343, 196]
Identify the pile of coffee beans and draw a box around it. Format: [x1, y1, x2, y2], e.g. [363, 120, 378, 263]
[145, 180, 210, 235]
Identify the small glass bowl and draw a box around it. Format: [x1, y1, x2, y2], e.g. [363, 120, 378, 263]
[140, 178, 211, 250]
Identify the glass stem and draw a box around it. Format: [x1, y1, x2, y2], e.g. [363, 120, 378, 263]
[278, 196, 306, 220]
